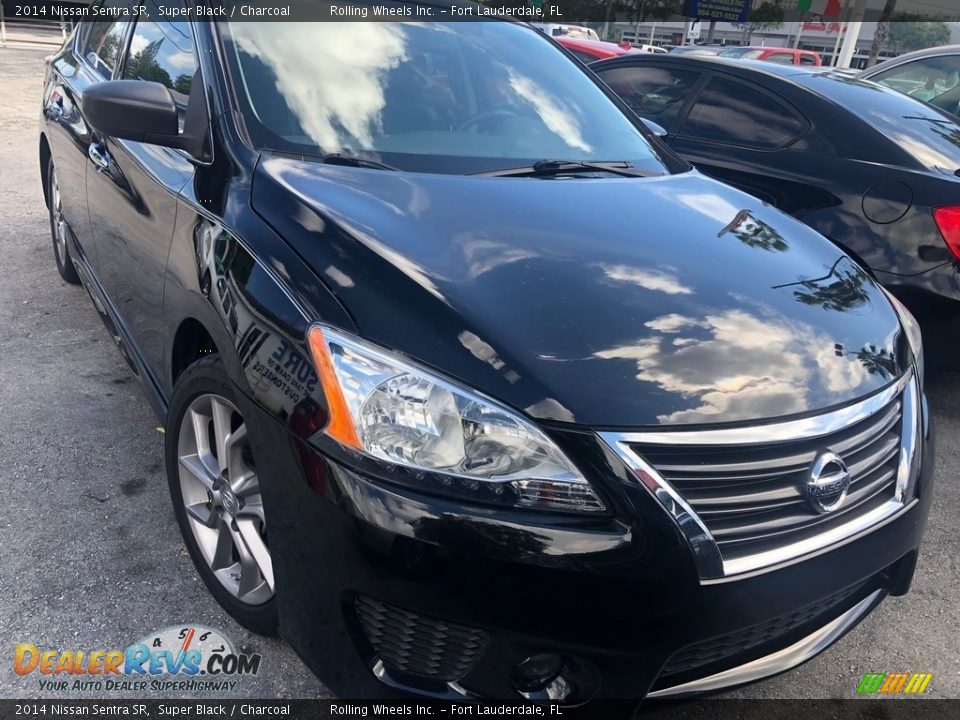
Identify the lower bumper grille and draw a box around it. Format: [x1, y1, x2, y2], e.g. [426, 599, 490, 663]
[659, 581, 867, 678]
[355, 595, 489, 682]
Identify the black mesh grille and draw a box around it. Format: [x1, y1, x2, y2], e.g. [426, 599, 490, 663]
[659, 582, 866, 678]
[630, 393, 902, 563]
[355, 595, 489, 682]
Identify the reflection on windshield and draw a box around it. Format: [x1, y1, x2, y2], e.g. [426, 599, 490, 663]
[231, 23, 407, 150]
[223, 21, 664, 174]
[595, 307, 878, 424]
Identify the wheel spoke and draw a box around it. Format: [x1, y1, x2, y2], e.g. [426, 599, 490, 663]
[187, 408, 220, 478]
[231, 470, 259, 499]
[235, 518, 274, 592]
[223, 423, 248, 481]
[237, 497, 265, 523]
[211, 398, 233, 471]
[179, 454, 217, 491]
[185, 501, 217, 528]
[210, 518, 235, 571]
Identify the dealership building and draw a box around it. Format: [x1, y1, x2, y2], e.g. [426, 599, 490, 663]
[615, 19, 960, 68]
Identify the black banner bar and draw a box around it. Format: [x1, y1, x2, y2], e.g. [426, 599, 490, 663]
[2, 700, 960, 720]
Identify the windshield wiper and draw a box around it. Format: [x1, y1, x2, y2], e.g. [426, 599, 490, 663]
[473, 159, 655, 178]
[321, 153, 398, 171]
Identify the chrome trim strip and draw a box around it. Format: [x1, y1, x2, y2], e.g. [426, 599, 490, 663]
[606, 372, 910, 446]
[647, 589, 884, 698]
[599, 437, 725, 579]
[895, 375, 920, 503]
[720, 500, 906, 577]
[371, 659, 477, 700]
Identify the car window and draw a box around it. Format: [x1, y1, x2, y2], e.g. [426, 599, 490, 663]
[679, 75, 806, 149]
[801, 73, 960, 172]
[718, 48, 764, 60]
[220, 18, 677, 176]
[122, 17, 198, 125]
[595, 64, 702, 130]
[870, 55, 960, 105]
[765, 53, 795, 65]
[82, 17, 127, 80]
[799, 54, 818, 66]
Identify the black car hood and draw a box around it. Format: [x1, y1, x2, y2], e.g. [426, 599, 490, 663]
[252, 156, 907, 428]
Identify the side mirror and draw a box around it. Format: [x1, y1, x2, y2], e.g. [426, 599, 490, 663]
[81, 80, 204, 157]
[640, 117, 668, 137]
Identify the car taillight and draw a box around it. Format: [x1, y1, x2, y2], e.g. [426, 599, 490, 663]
[933, 206, 960, 260]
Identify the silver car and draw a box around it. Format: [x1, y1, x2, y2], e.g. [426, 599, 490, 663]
[859, 45, 960, 119]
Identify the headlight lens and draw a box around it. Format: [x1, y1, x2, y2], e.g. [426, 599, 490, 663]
[307, 325, 604, 513]
[883, 290, 924, 389]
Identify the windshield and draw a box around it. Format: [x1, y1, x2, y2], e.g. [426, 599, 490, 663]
[219, 20, 674, 175]
[719, 48, 764, 60]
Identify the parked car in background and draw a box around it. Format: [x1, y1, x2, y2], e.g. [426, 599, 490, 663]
[669, 44, 723, 57]
[531, 22, 600, 41]
[42, 0, 931, 702]
[718, 45, 822, 66]
[858, 45, 960, 120]
[556, 35, 638, 62]
[592, 54, 960, 305]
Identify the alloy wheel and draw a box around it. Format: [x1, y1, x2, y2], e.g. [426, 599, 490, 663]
[50, 169, 68, 267]
[176, 394, 274, 605]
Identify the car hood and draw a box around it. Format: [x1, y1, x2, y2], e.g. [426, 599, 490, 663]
[252, 156, 908, 428]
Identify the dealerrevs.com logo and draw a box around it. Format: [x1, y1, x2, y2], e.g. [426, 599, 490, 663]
[14, 625, 261, 692]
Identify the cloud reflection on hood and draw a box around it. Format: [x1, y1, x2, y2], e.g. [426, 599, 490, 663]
[596, 307, 873, 424]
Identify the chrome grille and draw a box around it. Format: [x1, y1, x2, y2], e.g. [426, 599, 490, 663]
[632, 397, 900, 559]
[600, 373, 920, 580]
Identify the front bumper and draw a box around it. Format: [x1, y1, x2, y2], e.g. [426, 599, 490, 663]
[241, 384, 934, 700]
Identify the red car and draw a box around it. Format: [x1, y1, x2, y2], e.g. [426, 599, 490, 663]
[556, 36, 639, 63]
[718, 45, 822, 66]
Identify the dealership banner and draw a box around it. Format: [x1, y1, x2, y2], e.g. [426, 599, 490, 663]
[1, 700, 960, 719]
[2, 0, 960, 22]
[682, 0, 750, 24]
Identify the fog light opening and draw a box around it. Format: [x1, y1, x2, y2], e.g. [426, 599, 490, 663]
[511, 654, 573, 701]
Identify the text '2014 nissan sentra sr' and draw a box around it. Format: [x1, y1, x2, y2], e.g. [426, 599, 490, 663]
[40, 0, 932, 702]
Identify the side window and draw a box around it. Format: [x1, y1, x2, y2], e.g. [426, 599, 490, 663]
[122, 19, 198, 129]
[679, 76, 806, 149]
[764, 53, 796, 65]
[596, 65, 702, 130]
[871, 56, 960, 103]
[799, 54, 818, 66]
[82, 20, 127, 79]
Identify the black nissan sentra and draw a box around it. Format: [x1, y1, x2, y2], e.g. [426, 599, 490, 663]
[41, 1, 932, 701]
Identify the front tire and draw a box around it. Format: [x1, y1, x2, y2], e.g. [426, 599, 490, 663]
[165, 356, 278, 635]
[46, 158, 81, 285]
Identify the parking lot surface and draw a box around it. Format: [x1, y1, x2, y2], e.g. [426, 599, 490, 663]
[1, 44, 959, 700]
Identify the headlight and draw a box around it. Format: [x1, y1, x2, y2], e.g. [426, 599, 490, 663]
[306, 325, 605, 513]
[883, 289, 924, 389]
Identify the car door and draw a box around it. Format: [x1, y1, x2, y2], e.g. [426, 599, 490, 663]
[84, 6, 201, 375]
[666, 73, 820, 213]
[43, 6, 128, 269]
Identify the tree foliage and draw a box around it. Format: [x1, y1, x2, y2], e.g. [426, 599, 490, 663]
[740, 0, 785, 43]
[887, 14, 951, 54]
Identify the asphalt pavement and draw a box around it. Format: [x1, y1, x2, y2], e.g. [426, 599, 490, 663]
[1, 44, 959, 701]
